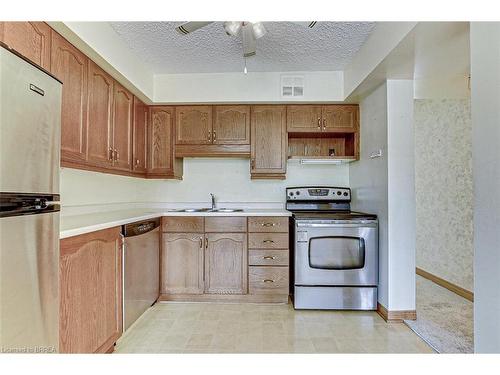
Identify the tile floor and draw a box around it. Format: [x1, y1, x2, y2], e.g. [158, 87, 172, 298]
[115, 302, 435, 353]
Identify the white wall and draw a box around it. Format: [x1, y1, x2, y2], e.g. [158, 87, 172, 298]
[386, 80, 416, 311]
[349, 83, 389, 307]
[414, 99, 473, 292]
[60, 159, 349, 208]
[154, 71, 344, 103]
[350, 80, 416, 312]
[470, 22, 500, 354]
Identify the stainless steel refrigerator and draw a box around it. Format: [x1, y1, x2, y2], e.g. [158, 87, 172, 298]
[0, 45, 62, 353]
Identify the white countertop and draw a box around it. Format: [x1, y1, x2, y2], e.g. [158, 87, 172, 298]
[60, 207, 291, 239]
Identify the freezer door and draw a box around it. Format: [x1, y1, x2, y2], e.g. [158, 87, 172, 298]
[0, 47, 62, 194]
[0, 211, 59, 353]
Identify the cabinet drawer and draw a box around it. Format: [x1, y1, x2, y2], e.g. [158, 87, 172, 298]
[249, 266, 289, 295]
[248, 217, 289, 233]
[249, 250, 289, 266]
[162, 217, 204, 232]
[205, 217, 247, 232]
[248, 233, 288, 249]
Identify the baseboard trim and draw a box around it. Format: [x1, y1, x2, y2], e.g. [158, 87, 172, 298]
[416, 267, 474, 302]
[377, 303, 417, 323]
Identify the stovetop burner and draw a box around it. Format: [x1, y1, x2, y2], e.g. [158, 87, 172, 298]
[286, 186, 377, 221]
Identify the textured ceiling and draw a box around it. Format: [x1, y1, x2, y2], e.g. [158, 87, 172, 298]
[109, 22, 375, 74]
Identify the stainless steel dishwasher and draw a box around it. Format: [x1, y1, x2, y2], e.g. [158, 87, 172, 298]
[122, 218, 160, 331]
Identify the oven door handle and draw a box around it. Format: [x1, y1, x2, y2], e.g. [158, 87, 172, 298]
[296, 222, 377, 229]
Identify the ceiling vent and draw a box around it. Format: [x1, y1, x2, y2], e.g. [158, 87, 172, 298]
[281, 75, 304, 98]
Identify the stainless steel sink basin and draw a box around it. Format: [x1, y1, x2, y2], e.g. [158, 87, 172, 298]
[209, 208, 244, 212]
[168, 208, 244, 213]
[171, 208, 211, 212]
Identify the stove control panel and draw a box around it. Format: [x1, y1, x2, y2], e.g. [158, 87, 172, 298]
[286, 187, 351, 201]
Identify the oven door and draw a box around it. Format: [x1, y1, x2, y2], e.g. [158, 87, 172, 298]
[294, 220, 378, 286]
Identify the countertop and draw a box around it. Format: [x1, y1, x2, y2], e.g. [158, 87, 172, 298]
[60, 207, 292, 239]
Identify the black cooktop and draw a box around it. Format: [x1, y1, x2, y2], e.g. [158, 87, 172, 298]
[291, 211, 377, 220]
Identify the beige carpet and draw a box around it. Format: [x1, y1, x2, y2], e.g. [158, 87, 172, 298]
[405, 275, 473, 353]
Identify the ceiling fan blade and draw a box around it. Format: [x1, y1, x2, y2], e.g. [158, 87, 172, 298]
[292, 21, 317, 28]
[175, 22, 213, 35]
[241, 23, 256, 57]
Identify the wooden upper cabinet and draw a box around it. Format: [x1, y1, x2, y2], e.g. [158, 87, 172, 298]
[161, 233, 204, 295]
[286, 105, 323, 132]
[112, 82, 133, 171]
[213, 105, 250, 145]
[59, 227, 122, 353]
[250, 105, 287, 179]
[50, 31, 88, 164]
[86, 60, 114, 168]
[322, 105, 358, 132]
[0, 22, 51, 70]
[204, 233, 248, 295]
[132, 97, 147, 174]
[148, 106, 183, 178]
[175, 106, 212, 144]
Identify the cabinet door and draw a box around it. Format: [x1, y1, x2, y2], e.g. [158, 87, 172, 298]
[250, 105, 287, 178]
[175, 106, 212, 144]
[87, 61, 114, 168]
[205, 233, 248, 295]
[161, 233, 204, 294]
[0, 22, 51, 70]
[132, 97, 147, 173]
[51, 31, 88, 164]
[112, 82, 133, 171]
[322, 105, 359, 132]
[213, 105, 250, 145]
[286, 105, 322, 132]
[148, 106, 175, 176]
[59, 227, 122, 353]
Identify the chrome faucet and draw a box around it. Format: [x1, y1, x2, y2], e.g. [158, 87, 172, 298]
[210, 193, 216, 210]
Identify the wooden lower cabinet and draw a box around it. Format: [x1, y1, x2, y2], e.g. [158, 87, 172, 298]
[59, 227, 122, 353]
[160, 216, 289, 303]
[204, 233, 247, 294]
[161, 233, 204, 294]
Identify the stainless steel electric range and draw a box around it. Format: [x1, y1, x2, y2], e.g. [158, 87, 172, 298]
[287, 186, 378, 310]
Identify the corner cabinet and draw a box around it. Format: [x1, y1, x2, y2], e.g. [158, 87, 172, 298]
[148, 106, 183, 179]
[0, 22, 51, 70]
[250, 105, 287, 179]
[132, 97, 148, 175]
[59, 227, 122, 353]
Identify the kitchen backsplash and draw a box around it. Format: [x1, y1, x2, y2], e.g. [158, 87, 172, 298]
[60, 158, 349, 208]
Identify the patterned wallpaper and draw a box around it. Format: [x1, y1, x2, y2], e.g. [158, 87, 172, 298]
[414, 99, 474, 292]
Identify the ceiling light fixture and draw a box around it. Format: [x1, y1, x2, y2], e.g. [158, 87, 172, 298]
[251, 22, 267, 39]
[223, 21, 242, 36]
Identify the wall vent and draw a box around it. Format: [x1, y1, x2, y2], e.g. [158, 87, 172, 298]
[281, 75, 304, 98]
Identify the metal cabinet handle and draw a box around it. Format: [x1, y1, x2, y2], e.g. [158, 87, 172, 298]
[199, 237, 203, 248]
[251, 159, 255, 169]
[135, 159, 140, 166]
[109, 148, 114, 162]
[263, 256, 276, 260]
[213, 131, 216, 142]
[261, 222, 276, 227]
[208, 131, 211, 141]
[205, 237, 208, 249]
[322, 119, 326, 130]
[263, 279, 274, 283]
[263, 240, 275, 244]
[113, 149, 119, 161]
[317, 118, 321, 129]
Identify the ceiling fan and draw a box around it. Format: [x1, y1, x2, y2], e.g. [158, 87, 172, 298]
[175, 21, 317, 57]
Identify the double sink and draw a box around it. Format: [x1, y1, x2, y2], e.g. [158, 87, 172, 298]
[170, 208, 244, 213]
